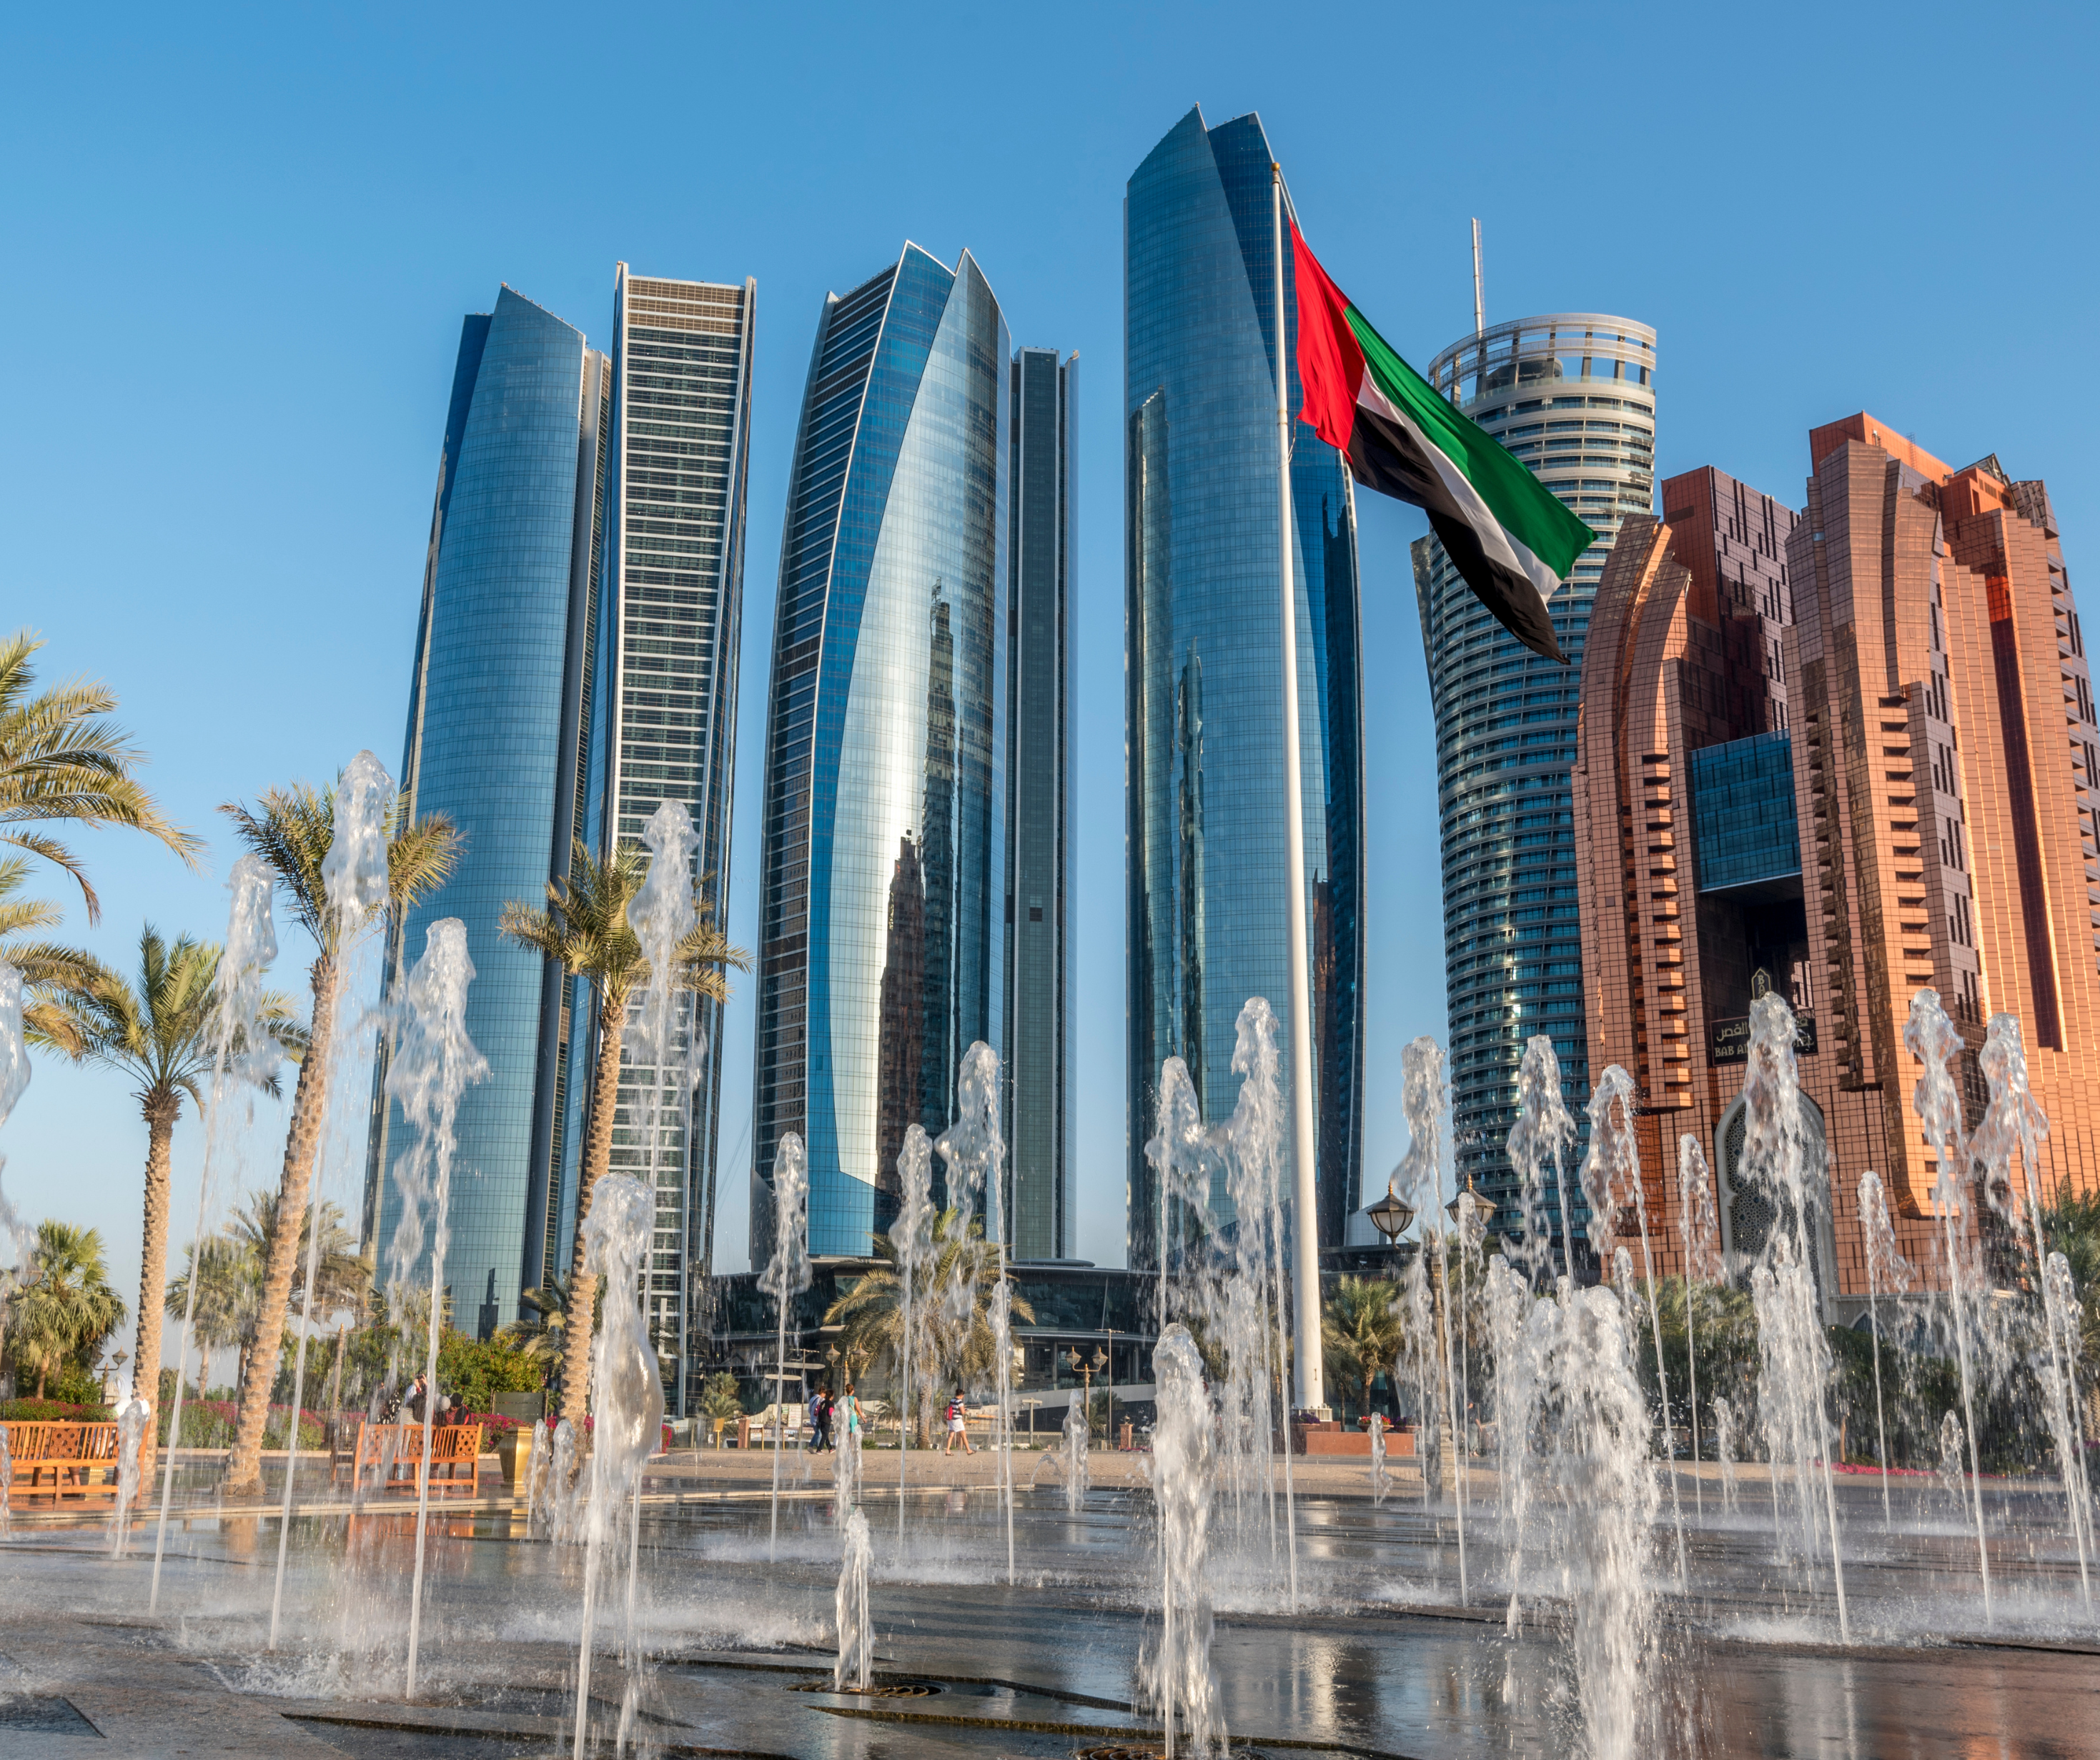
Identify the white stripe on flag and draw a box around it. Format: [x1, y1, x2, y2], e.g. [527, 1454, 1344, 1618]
[1357, 376, 1563, 605]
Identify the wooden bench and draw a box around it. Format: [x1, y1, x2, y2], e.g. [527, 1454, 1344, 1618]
[353, 1421, 485, 1497]
[4, 1421, 123, 1501]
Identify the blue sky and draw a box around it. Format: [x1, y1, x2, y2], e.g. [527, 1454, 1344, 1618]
[2, 3, 2094, 1326]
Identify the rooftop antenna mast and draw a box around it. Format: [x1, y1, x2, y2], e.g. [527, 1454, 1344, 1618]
[1471, 218, 1485, 336]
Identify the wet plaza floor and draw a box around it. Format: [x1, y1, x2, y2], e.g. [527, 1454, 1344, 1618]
[1, 1469, 2096, 1758]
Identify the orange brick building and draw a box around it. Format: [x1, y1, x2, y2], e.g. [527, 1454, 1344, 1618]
[1573, 424, 2100, 1313]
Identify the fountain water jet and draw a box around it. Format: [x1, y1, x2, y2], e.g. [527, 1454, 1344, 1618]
[570, 1173, 665, 1760]
[936, 1043, 1014, 1585]
[1215, 999, 1299, 1607]
[892, 1124, 933, 1542]
[384, 917, 486, 1698]
[1712, 1396, 1739, 1516]
[1904, 989, 1992, 1626]
[1857, 1168, 1910, 1529]
[1676, 1135, 1720, 1518]
[758, 1131, 810, 1560]
[150, 854, 281, 1613]
[1582, 1065, 1685, 1591]
[1740, 993, 1849, 1641]
[1139, 1323, 1222, 1759]
[1507, 1035, 1576, 1283]
[1973, 1012, 2093, 1612]
[1400, 1035, 1466, 1600]
[108, 1393, 150, 1558]
[834, 1506, 873, 1690]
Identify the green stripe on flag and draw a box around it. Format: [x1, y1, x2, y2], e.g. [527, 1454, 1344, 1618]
[1343, 307, 1595, 580]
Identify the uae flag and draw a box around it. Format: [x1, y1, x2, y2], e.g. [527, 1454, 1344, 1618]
[1292, 223, 1595, 663]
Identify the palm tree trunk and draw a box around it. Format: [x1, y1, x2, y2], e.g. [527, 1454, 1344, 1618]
[558, 997, 627, 1430]
[133, 1096, 179, 1435]
[223, 952, 340, 1497]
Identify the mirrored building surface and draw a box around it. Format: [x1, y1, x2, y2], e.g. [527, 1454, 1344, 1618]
[372, 287, 609, 1336]
[752, 245, 1011, 1262]
[1125, 106, 1366, 1269]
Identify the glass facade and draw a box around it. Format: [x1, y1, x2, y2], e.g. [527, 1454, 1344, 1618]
[1005, 348, 1076, 1261]
[370, 287, 609, 1335]
[560, 269, 755, 1406]
[1411, 313, 1657, 1250]
[1690, 732, 1801, 894]
[1125, 107, 1366, 1268]
[753, 246, 1011, 1262]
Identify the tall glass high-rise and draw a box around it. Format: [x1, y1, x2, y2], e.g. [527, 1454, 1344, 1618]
[565, 269, 756, 1401]
[369, 287, 610, 1335]
[1006, 348, 1077, 1262]
[751, 245, 1010, 1261]
[1124, 106, 1366, 1268]
[1412, 314, 1657, 1256]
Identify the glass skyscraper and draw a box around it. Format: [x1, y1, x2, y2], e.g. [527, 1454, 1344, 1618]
[367, 272, 754, 1396]
[371, 287, 610, 1337]
[565, 268, 756, 1398]
[752, 245, 1011, 1263]
[1124, 106, 1366, 1268]
[1411, 314, 1656, 1254]
[1006, 349, 1077, 1262]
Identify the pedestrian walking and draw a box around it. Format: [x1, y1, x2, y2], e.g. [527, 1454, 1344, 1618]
[944, 1388, 974, 1456]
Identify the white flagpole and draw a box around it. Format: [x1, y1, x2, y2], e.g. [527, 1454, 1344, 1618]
[1273, 161, 1324, 1416]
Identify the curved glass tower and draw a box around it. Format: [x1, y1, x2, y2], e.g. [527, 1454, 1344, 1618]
[752, 245, 1010, 1261]
[1411, 314, 1657, 1258]
[375, 286, 610, 1334]
[1125, 106, 1366, 1268]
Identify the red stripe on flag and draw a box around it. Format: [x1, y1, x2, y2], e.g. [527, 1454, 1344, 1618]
[1291, 222, 1364, 453]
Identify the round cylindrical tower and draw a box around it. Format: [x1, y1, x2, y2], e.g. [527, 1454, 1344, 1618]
[1411, 313, 1656, 1256]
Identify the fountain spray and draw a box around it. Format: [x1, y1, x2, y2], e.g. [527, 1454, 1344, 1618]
[1144, 1055, 1208, 1333]
[1677, 1135, 1720, 1518]
[1401, 1035, 1467, 1601]
[892, 1124, 933, 1543]
[1582, 1066, 1685, 1591]
[108, 1391, 151, 1557]
[1740, 993, 1848, 1641]
[1217, 1000, 1298, 1608]
[1508, 1035, 1575, 1284]
[1140, 1323, 1222, 1759]
[834, 1506, 873, 1690]
[1712, 1396, 1739, 1516]
[759, 1131, 811, 1561]
[936, 1043, 1013, 1585]
[1857, 1169, 1909, 1529]
[1973, 1013, 2092, 1613]
[1904, 989, 1992, 1627]
[384, 918, 485, 1698]
[569, 1173, 666, 1760]
[150, 855, 282, 1611]
[271, 752, 395, 1648]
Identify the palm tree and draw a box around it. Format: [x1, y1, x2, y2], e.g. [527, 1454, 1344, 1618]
[11, 1220, 126, 1399]
[0, 630, 201, 923]
[164, 1190, 365, 1402]
[824, 1208, 1034, 1445]
[217, 776, 458, 1496]
[38, 928, 297, 1427]
[0, 861, 101, 1053]
[166, 1230, 260, 1393]
[500, 838, 747, 1427]
[1322, 1275, 1408, 1423]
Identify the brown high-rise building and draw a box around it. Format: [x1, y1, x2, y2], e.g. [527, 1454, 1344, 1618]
[1574, 424, 2100, 1311]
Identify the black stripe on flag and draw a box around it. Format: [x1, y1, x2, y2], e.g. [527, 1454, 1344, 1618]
[1347, 403, 1565, 665]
